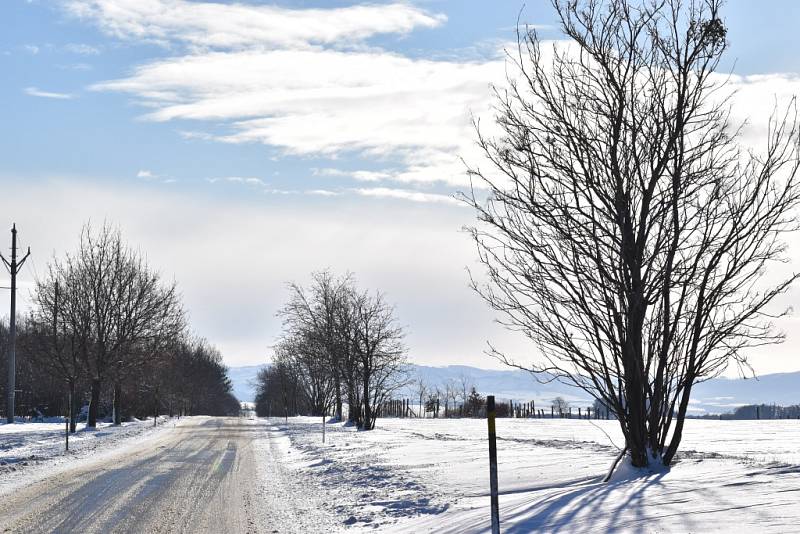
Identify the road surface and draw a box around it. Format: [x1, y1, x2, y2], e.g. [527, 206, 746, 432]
[0, 417, 336, 533]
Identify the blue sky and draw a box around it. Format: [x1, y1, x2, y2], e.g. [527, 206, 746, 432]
[2, 0, 800, 373]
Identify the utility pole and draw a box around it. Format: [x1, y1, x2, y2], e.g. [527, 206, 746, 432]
[1, 224, 31, 424]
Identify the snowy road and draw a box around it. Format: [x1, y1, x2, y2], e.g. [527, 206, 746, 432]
[0, 417, 337, 534]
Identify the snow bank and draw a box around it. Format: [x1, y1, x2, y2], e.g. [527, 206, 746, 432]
[0, 415, 178, 494]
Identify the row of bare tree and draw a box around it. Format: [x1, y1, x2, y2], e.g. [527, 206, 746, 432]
[0, 223, 239, 428]
[254, 271, 407, 430]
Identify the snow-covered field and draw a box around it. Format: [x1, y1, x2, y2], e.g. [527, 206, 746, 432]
[0, 416, 176, 493]
[267, 416, 800, 533]
[2, 415, 798, 532]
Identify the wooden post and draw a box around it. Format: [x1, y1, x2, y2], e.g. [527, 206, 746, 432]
[322, 413, 326, 444]
[486, 396, 500, 534]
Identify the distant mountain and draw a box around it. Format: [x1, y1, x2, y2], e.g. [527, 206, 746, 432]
[226, 362, 800, 415]
[691, 372, 800, 414]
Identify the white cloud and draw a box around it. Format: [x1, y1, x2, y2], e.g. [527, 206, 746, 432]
[91, 48, 501, 186]
[306, 189, 339, 197]
[58, 62, 93, 71]
[24, 86, 74, 99]
[67, 0, 800, 197]
[23, 44, 39, 54]
[213, 176, 266, 186]
[720, 73, 800, 147]
[313, 168, 394, 182]
[64, 43, 101, 55]
[60, 0, 499, 188]
[136, 169, 177, 184]
[63, 0, 445, 50]
[355, 187, 463, 206]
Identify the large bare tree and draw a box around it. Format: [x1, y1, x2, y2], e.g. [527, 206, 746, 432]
[272, 272, 407, 429]
[279, 272, 354, 420]
[466, 0, 800, 468]
[49, 223, 184, 427]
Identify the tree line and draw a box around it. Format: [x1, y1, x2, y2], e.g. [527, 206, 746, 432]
[0, 223, 239, 429]
[254, 271, 407, 430]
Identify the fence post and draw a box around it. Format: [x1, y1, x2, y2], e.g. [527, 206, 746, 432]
[486, 395, 500, 534]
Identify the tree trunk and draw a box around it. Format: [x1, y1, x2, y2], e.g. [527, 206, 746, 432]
[333, 372, 343, 422]
[87, 378, 101, 428]
[663, 380, 694, 466]
[153, 389, 158, 427]
[347, 387, 359, 424]
[112, 382, 122, 426]
[362, 373, 372, 430]
[68, 379, 77, 433]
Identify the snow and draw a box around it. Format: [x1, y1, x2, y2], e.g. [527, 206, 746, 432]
[3, 413, 798, 531]
[261, 416, 800, 532]
[0, 416, 178, 494]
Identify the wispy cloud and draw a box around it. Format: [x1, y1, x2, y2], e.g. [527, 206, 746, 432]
[207, 176, 266, 187]
[355, 187, 462, 206]
[58, 62, 93, 71]
[64, 0, 445, 50]
[24, 86, 74, 99]
[65, 0, 499, 188]
[206, 177, 338, 198]
[23, 44, 39, 55]
[314, 168, 394, 182]
[64, 43, 101, 55]
[91, 49, 500, 186]
[137, 169, 176, 184]
[306, 189, 339, 197]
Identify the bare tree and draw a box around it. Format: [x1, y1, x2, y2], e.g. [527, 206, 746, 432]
[52, 223, 185, 427]
[551, 397, 569, 417]
[279, 271, 353, 421]
[443, 379, 458, 417]
[466, 0, 800, 468]
[30, 263, 89, 432]
[351, 289, 408, 430]
[411, 375, 428, 418]
[457, 372, 474, 415]
[274, 333, 336, 417]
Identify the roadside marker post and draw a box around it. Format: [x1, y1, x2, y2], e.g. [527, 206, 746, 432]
[323, 413, 326, 444]
[487, 395, 500, 534]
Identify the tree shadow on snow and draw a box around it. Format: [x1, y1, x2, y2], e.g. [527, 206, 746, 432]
[501, 470, 671, 534]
